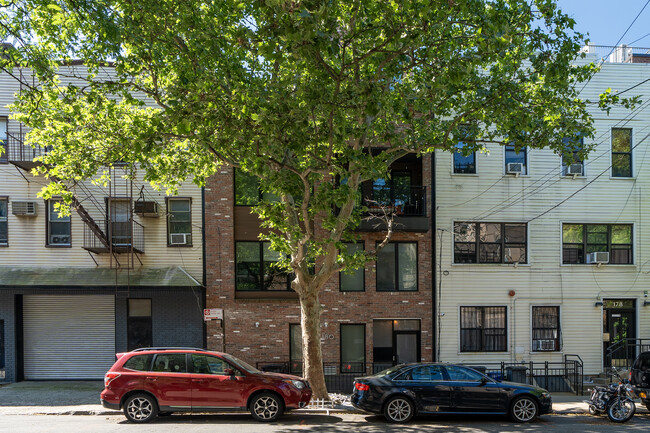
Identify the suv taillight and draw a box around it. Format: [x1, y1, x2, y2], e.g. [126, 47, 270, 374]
[104, 372, 121, 388]
[355, 382, 370, 391]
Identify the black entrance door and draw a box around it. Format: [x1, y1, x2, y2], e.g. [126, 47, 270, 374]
[603, 299, 636, 367]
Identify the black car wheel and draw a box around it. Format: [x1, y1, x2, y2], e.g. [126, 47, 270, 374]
[509, 396, 538, 423]
[383, 396, 415, 423]
[250, 392, 284, 422]
[124, 393, 158, 423]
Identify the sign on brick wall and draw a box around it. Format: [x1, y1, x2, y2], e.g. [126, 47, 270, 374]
[204, 308, 223, 321]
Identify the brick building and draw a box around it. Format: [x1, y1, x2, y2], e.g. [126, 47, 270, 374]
[204, 154, 435, 378]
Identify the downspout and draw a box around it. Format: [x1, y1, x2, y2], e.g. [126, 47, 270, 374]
[202, 186, 207, 349]
[431, 152, 437, 362]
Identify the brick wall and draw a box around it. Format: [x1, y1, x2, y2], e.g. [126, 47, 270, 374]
[204, 157, 434, 367]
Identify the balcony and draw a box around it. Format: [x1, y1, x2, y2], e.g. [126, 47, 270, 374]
[4, 133, 50, 171]
[581, 44, 650, 63]
[357, 185, 428, 232]
[83, 219, 144, 254]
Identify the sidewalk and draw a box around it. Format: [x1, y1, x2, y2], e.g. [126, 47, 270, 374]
[0, 382, 646, 416]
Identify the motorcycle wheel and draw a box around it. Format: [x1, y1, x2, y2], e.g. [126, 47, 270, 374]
[606, 398, 636, 423]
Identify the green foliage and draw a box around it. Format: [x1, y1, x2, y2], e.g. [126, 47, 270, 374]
[2, 0, 606, 280]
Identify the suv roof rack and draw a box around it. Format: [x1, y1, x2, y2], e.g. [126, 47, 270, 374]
[131, 347, 210, 352]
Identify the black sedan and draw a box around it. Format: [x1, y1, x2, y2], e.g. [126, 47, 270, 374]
[351, 363, 552, 423]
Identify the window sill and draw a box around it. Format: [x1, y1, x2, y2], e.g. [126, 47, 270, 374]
[452, 263, 530, 267]
[235, 291, 298, 300]
[451, 172, 479, 177]
[458, 351, 510, 355]
[45, 245, 72, 248]
[167, 244, 194, 248]
[502, 174, 529, 178]
[559, 263, 635, 267]
[376, 289, 419, 293]
[609, 176, 636, 180]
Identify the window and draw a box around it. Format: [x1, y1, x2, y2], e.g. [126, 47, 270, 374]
[0, 117, 6, 163]
[376, 242, 417, 291]
[234, 168, 279, 205]
[167, 198, 192, 246]
[454, 222, 527, 264]
[152, 353, 187, 373]
[371, 172, 412, 210]
[289, 324, 302, 375]
[123, 354, 153, 371]
[340, 324, 365, 374]
[397, 365, 445, 381]
[562, 136, 584, 176]
[453, 142, 476, 174]
[562, 224, 632, 264]
[127, 299, 152, 351]
[235, 241, 289, 291]
[107, 198, 131, 246]
[460, 306, 507, 352]
[505, 145, 527, 174]
[340, 243, 364, 291]
[191, 354, 239, 375]
[612, 128, 632, 177]
[532, 307, 560, 351]
[47, 200, 71, 246]
[445, 365, 486, 381]
[0, 198, 6, 245]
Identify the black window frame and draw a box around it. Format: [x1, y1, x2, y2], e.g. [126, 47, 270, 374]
[0, 116, 7, 163]
[289, 323, 302, 375]
[235, 241, 291, 291]
[531, 306, 561, 352]
[561, 136, 584, 176]
[46, 199, 71, 247]
[151, 353, 188, 373]
[376, 242, 418, 292]
[340, 323, 366, 374]
[0, 197, 7, 246]
[127, 298, 153, 351]
[453, 141, 476, 174]
[454, 222, 527, 264]
[166, 197, 192, 247]
[339, 242, 365, 292]
[562, 223, 633, 265]
[611, 128, 633, 178]
[460, 306, 508, 352]
[505, 145, 527, 175]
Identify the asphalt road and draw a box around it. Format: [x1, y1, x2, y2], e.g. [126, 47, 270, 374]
[2, 412, 650, 433]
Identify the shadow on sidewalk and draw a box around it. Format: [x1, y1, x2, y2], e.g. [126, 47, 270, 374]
[0, 381, 103, 406]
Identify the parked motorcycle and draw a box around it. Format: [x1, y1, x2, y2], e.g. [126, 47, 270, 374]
[585, 367, 636, 423]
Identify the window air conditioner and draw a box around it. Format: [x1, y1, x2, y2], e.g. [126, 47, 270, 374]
[566, 163, 583, 176]
[133, 201, 159, 217]
[170, 233, 189, 245]
[12, 201, 38, 216]
[506, 163, 524, 175]
[51, 236, 70, 244]
[586, 252, 609, 264]
[533, 339, 556, 351]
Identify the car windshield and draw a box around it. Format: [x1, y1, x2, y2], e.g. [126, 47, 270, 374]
[221, 353, 261, 374]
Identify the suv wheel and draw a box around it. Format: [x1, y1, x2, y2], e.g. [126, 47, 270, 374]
[510, 396, 538, 423]
[124, 393, 158, 423]
[250, 392, 283, 422]
[383, 396, 415, 423]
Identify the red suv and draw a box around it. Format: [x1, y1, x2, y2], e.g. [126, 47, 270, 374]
[100, 347, 312, 423]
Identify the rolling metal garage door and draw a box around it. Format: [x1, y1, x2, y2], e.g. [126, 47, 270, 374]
[23, 295, 115, 379]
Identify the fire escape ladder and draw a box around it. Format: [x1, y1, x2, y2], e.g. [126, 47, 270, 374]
[70, 195, 110, 248]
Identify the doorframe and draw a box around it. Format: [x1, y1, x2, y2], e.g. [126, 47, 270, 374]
[393, 330, 421, 364]
[602, 298, 637, 369]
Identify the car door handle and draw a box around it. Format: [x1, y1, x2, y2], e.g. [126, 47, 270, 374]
[145, 377, 158, 382]
[192, 379, 208, 383]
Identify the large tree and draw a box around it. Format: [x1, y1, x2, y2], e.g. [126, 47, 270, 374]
[2, 0, 605, 398]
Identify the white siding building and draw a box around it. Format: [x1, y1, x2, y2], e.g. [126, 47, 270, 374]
[0, 68, 205, 382]
[435, 47, 650, 376]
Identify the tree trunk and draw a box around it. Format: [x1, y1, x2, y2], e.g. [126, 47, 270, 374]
[299, 288, 329, 400]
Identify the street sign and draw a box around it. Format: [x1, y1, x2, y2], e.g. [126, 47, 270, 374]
[204, 308, 223, 321]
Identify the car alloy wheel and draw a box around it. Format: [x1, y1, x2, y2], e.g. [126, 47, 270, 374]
[510, 396, 538, 423]
[250, 392, 283, 422]
[124, 394, 158, 423]
[384, 396, 414, 423]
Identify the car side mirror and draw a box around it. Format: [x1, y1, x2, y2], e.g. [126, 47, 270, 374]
[224, 368, 235, 376]
[479, 377, 489, 386]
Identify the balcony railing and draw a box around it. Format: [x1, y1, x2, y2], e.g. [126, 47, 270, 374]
[3, 133, 50, 170]
[363, 185, 426, 217]
[581, 44, 650, 63]
[83, 219, 144, 254]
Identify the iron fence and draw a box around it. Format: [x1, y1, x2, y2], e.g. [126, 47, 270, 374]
[257, 357, 584, 395]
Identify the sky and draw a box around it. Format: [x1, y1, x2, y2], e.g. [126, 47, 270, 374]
[555, 0, 650, 47]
